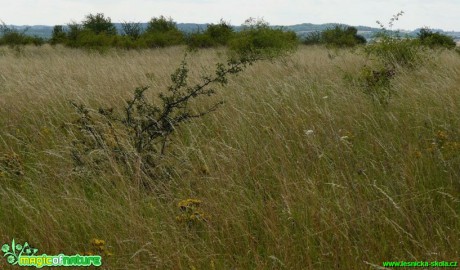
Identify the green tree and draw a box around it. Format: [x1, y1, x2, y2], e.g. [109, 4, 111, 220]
[186, 31, 215, 49]
[141, 16, 184, 47]
[205, 19, 234, 46]
[187, 19, 234, 48]
[145, 16, 178, 33]
[121, 21, 143, 40]
[66, 22, 82, 47]
[229, 18, 298, 59]
[50, 25, 67, 44]
[417, 28, 456, 49]
[0, 22, 28, 46]
[82, 13, 117, 35]
[303, 31, 322, 45]
[321, 25, 366, 47]
[0, 21, 43, 47]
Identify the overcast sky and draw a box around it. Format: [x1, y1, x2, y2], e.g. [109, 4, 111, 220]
[0, 0, 458, 31]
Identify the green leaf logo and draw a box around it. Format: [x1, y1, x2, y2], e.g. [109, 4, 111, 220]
[1, 239, 39, 265]
[1, 244, 9, 253]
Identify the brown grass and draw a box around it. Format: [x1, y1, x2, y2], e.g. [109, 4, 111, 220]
[0, 44, 459, 269]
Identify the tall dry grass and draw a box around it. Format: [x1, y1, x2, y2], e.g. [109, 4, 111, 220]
[0, 44, 459, 269]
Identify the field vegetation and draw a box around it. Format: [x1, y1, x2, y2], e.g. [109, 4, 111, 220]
[0, 13, 459, 269]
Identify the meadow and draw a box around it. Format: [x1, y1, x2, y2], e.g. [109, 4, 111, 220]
[0, 44, 459, 269]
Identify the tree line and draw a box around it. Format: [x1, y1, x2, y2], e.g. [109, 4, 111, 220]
[0, 13, 457, 50]
[0, 14, 298, 52]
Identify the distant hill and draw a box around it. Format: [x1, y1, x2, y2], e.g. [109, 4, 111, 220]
[4, 23, 460, 42]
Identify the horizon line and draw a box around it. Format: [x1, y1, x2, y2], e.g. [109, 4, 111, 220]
[3, 22, 460, 33]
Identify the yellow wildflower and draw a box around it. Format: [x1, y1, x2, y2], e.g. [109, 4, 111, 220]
[91, 239, 105, 247]
[176, 198, 207, 225]
[178, 199, 202, 210]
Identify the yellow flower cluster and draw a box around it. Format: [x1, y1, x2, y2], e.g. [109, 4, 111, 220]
[176, 199, 207, 225]
[424, 130, 460, 160]
[81, 239, 113, 257]
[178, 198, 202, 209]
[91, 238, 105, 249]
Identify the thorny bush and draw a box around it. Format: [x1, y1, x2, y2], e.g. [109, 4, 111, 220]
[69, 52, 268, 188]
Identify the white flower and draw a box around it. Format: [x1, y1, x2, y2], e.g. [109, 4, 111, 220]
[304, 129, 314, 136]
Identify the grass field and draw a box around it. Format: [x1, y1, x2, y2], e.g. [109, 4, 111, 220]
[0, 45, 459, 269]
